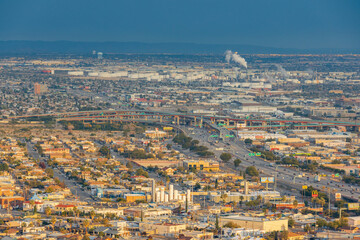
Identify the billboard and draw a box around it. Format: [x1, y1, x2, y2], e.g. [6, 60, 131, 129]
[312, 190, 318, 198]
[335, 193, 341, 200]
[261, 177, 275, 183]
[347, 203, 360, 210]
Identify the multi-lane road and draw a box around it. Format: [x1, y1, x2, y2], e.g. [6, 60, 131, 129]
[180, 124, 360, 202]
[26, 142, 94, 203]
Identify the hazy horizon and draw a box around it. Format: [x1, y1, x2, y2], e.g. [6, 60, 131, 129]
[0, 0, 359, 50]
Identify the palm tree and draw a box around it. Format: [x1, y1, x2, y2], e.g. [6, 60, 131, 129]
[51, 217, 57, 231]
[45, 207, 51, 216]
[83, 220, 90, 235]
[220, 194, 228, 203]
[239, 196, 244, 206]
[89, 210, 95, 221]
[293, 200, 298, 209]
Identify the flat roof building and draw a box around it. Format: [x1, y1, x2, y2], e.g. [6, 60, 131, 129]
[220, 215, 288, 232]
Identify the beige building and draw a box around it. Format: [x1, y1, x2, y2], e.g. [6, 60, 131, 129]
[348, 216, 360, 227]
[139, 222, 186, 235]
[145, 130, 167, 139]
[220, 215, 288, 232]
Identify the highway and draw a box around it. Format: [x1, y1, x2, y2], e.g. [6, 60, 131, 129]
[179, 123, 360, 203]
[21, 117, 360, 204]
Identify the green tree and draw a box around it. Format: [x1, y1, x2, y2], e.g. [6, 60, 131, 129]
[244, 138, 253, 145]
[126, 162, 133, 170]
[98, 146, 110, 158]
[245, 166, 259, 176]
[223, 222, 240, 228]
[288, 217, 295, 228]
[220, 153, 232, 163]
[215, 215, 220, 232]
[45, 168, 54, 178]
[234, 159, 242, 167]
[135, 168, 149, 178]
[0, 163, 9, 172]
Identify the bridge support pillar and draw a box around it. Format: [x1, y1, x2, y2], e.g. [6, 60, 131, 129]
[226, 119, 230, 127]
[160, 116, 163, 123]
[194, 117, 197, 127]
[200, 118, 203, 128]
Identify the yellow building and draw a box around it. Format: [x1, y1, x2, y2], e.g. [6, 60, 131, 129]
[183, 160, 219, 172]
[124, 193, 146, 203]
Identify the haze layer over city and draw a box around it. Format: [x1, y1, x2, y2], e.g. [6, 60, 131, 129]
[0, 0, 359, 240]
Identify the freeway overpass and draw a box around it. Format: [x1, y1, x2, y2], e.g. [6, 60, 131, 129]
[5, 109, 360, 131]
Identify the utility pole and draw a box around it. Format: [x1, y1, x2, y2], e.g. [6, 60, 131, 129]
[339, 207, 347, 219]
[328, 187, 331, 214]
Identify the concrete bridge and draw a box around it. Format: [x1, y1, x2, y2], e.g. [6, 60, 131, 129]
[5, 109, 360, 131]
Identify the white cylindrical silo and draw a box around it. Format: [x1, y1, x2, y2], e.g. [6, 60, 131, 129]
[174, 190, 179, 200]
[187, 189, 191, 203]
[160, 189, 165, 202]
[165, 194, 169, 202]
[182, 195, 186, 202]
[156, 191, 161, 203]
[169, 184, 174, 201]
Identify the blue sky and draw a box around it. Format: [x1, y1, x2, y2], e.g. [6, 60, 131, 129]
[0, 0, 359, 49]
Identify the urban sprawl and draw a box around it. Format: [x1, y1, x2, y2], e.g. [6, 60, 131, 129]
[0, 53, 359, 239]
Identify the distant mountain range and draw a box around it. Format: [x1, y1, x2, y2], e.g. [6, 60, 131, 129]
[0, 41, 358, 54]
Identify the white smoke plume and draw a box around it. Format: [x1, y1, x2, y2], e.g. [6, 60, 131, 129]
[275, 64, 289, 78]
[305, 68, 314, 78]
[225, 50, 232, 63]
[262, 71, 275, 83]
[224, 50, 247, 68]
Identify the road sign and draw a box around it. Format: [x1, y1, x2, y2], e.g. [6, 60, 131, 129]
[261, 177, 275, 183]
[312, 190, 318, 198]
[249, 152, 261, 156]
[335, 193, 341, 200]
[302, 185, 308, 190]
[210, 135, 218, 138]
[335, 173, 340, 177]
[163, 127, 173, 131]
[225, 135, 235, 138]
